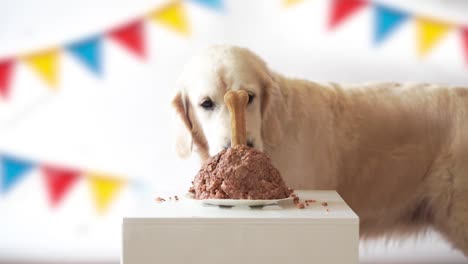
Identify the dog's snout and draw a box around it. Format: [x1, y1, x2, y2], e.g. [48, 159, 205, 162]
[223, 140, 254, 149]
[223, 142, 231, 149]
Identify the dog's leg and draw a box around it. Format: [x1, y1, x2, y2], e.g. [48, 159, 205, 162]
[436, 197, 468, 256]
[432, 168, 468, 257]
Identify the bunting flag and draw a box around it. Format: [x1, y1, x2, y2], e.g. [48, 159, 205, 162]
[0, 60, 14, 99]
[109, 21, 146, 59]
[192, 0, 223, 10]
[416, 18, 452, 57]
[23, 49, 60, 89]
[462, 28, 468, 64]
[149, 2, 190, 35]
[374, 4, 408, 44]
[67, 36, 103, 75]
[87, 172, 126, 213]
[41, 165, 80, 207]
[283, 0, 304, 6]
[328, 0, 367, 29]
[1, 154, 35, 193]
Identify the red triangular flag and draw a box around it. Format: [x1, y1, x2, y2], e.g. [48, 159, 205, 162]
[109, 20, 146, 59]
[329, 0, 367, 30]
[42, 164, 80, 207]
[0, 60, 14, 99]
[463, 28, 468, 64]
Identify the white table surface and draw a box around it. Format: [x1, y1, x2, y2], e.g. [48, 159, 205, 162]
[124, 190, 358, 223]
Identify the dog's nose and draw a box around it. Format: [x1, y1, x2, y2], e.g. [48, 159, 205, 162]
[224, 140, 254, 149]
[223, 142, 231, 149]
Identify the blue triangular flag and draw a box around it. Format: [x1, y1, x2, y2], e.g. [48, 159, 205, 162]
[67, 36, 102, 75]
[374, 4, 408, 44]
[1, 154, 34, 193]
[191, 0, 223, 11]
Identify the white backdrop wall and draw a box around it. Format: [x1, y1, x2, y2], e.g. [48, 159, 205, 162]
[0, 0, 467, 262]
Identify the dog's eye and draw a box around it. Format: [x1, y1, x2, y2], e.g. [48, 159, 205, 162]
[248, 93, 255, 104]
[200, 98, 214, 110]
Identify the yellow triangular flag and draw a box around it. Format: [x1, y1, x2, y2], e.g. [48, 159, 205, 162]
[87, 172, 126, 214]
[149, 2, 190, 35]
[283, 0, 304, 6]
[416, 18, 452, 57]
[23, 49, 60, 88]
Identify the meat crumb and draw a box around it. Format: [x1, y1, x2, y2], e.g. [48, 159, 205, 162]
[305, 201, 309, 206]
[174, 195, 179, 201]
[322, 202, 328, 206]
[293, 196, 300, 204]
[306, 199, 316, 203]
[189, 187, 195, 194]
[155, 197, 166, 202]
[296, 202, 305, 209]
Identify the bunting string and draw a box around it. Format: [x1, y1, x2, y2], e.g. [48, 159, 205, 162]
[0, 0, 224, 100]
[286, 0, 468, 61]
[0, 152, 138, 214]
[1, 0, 466, 101]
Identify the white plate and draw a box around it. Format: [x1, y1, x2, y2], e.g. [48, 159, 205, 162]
[185, 193, 293, 207]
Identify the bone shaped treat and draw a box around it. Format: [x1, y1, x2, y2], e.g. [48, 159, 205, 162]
[224, 90, 249, 147]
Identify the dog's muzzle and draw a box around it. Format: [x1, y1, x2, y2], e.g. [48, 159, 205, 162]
[224, 140, 254, 149]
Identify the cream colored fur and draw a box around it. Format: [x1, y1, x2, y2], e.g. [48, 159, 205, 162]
[172, 45, 468, 256]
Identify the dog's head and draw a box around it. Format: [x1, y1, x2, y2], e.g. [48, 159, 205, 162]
[172, 45, 286, 161]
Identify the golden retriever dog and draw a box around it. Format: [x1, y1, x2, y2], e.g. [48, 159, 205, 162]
[172, 45, 468, 256]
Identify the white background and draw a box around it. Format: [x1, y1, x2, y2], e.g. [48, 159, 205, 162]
[0, 0, 467, 263]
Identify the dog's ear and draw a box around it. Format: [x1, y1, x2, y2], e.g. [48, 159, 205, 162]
[172, 92, 193, 159]
[172, 91, 210, 161]
[261, 73, 287, 146]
